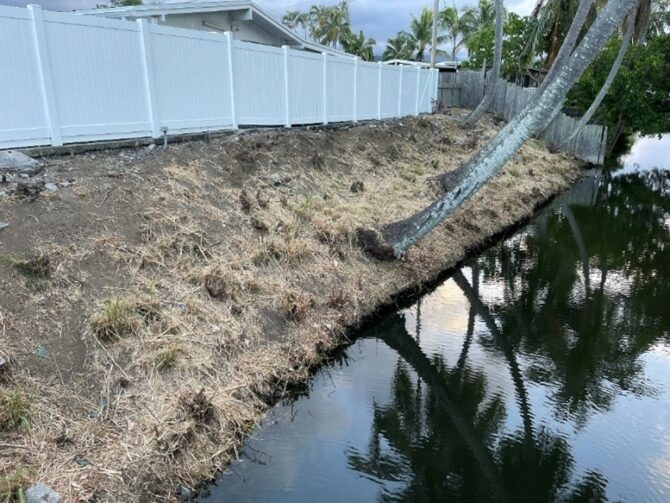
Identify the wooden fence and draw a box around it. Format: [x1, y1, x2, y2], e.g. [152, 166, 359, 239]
[438, 70, 607, 165]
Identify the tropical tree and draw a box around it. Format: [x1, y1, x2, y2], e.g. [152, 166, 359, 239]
[562, 11, 636, 145]
[463, 0, 505, 126]
[341, 30, 376, 61]
[282, 10, 310, 39]
[521, 0, 590, 70]
[440, 4, 472, 60]
[110, 0, 142, 5]
[357, 0, 642, 259]
[309, 1, 351, 49]
[461, 0, 498, 42]
[409, 7, 435, 62]
[383, 32, 417, 61]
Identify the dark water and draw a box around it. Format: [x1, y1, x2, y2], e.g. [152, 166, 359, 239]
[202, 136, 670, 502]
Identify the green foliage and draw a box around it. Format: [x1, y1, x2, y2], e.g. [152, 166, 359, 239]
[0, 390, 31, 432]
[111, 0, 142, 6]
[460, 13, 534, 77]
[383, 32, 417, 61]
[281, 1, 351, 49]
[409, 7, 434, 62]
[566, 33, 670, 139]
[341, 30, 376, 61]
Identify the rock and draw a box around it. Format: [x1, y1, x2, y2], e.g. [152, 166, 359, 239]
[44, 182, 58, 192]
[0, 356, 8, 375]
[0, 221, 8, 231]
[147, 143, 156, 151]
[24, 483, 62, 503]
[350, 181, 364, 193]
[0, 150, 43, 177]
[179, 485, 194, 501]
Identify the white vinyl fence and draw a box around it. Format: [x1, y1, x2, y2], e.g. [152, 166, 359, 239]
[0, 4, 438, 150]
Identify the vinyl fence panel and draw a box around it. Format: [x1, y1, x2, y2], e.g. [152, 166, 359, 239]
[326, 55, 355, 123]
[232, 41, 286, 126]
[43, 10, 150, 143]
[0, 6, 50, 149]
[0, 5, 437, 149]
[380, 65, 401, 119]
[150, 25, 234, 133]
[356, 61, 379, 120]
[287, 50, 324, 125]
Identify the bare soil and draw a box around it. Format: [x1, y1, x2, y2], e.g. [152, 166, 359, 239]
[0, 111, 580, 502]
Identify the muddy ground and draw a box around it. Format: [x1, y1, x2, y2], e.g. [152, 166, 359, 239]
[0, 111, 580, 502]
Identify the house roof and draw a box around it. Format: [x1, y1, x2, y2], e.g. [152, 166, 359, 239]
[75, 0, 348, 57]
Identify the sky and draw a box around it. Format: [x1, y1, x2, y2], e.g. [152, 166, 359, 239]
[2, 0, 537, 55]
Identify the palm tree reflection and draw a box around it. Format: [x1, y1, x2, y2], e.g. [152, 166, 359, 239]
[347, 170, 669, 501]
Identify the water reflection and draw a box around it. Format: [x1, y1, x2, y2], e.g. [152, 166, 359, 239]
[203, 163, 670, 502]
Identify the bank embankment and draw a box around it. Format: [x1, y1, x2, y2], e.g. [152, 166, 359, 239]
[0, 110, 580, 502]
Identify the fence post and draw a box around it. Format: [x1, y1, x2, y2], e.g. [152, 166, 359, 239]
[137, 20, 160, 138]
[398, 64, 404, 117]
[433, 69, 439, 109]
[352, 56, 358, 123]
[414, 66, 420, 116]
[28, 4, 62, 146]
[322, 52, 328, 125]
[225, 32, 238, 130]
[377, 61, 383, 120]
[282, 45, 291, 128]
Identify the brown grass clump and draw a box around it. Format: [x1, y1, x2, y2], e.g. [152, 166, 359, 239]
[281, 292, 313, 322]
[181, 389, 216, 425]
[0, 254, 51, 278]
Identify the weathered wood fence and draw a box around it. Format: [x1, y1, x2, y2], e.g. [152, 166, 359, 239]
[438, 70, 607, 165]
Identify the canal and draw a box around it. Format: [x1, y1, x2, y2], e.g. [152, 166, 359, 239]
[202, 136, 670, 502]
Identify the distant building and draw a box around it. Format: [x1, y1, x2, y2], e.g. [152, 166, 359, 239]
[76, 0, 346, 56]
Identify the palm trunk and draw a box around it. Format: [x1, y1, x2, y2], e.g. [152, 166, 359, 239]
[462, 0, 504, 127]
[561, 11, 635, 147]
[357, 0, 639, 260]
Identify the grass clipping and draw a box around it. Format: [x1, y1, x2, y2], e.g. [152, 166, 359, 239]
[0, 112, 579, 501]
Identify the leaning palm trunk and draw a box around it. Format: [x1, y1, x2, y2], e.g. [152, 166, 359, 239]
[357, 0, 640, 259]
[561, 11, 636, 148]
[463, 0, 505, 127]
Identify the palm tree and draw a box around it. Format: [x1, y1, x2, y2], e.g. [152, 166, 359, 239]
[562, 10, 636, 146]
[341, 30, 377, 61]
[282, 10, 310, 39]
[383, 32, 417, 61]
[409, 7, 434, 62]
[309, 1, 351, 49]
[357, 0, 641, 259]
[462, 0, 505, 126]
[461, 0, 497, 40]
[439, 4, 470, 61]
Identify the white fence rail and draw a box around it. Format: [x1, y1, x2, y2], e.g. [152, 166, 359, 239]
[0, 4, 438, 150]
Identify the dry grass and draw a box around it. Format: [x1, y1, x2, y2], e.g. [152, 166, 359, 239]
[0, 111, 580, 502]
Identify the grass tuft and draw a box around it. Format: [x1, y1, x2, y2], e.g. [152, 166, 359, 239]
[0, 466, 31, 503]
[0, 254, 51, 278]
[0, 389, 31, 432]
[156, 345, 181, 371]
[90, 297, 159, 342]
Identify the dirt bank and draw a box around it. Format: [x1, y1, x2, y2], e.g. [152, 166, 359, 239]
[0, 110, 580, 502]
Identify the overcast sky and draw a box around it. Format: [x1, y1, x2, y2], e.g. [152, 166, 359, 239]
[3, 0, 537, 54]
